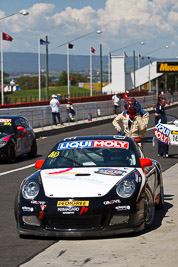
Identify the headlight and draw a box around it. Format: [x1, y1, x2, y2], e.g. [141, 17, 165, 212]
[0, 139, 7, 148]
[22, 181, 39, 200]
[116, 179, 136, 198]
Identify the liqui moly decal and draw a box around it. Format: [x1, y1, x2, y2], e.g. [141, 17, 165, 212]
[58, 140, 129, 150]
[155, 124, 171, 145]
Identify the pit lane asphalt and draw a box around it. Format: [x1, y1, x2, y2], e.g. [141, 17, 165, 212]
[1, 103, 178, 267]
[19, 103, 178, 267]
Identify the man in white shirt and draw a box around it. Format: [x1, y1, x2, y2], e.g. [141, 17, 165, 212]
[50, 94, 63, 126]
[112, 92, 121, 114]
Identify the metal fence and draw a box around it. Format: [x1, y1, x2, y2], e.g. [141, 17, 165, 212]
[0, 93, 177, 129]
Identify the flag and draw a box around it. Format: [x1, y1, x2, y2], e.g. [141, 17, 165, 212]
[148, 57, 152, 64]
[40, 39, 50, 45]
[124, 51, 128, 58]
[91, 46, 95, 54]
[68, 42, 74, 49]
[139, 54, 144, 60]
[2, 32, 13, 42]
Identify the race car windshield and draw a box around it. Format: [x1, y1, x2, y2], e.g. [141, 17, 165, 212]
[0, 121, 13, 133]
[42, 141, 140, 169]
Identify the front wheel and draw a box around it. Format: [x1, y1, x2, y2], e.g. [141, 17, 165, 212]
[144, 187, 155, 228]
[8, 143, 16, 163]
[157, 187, 164, 209]
[28, 139, 37, 157]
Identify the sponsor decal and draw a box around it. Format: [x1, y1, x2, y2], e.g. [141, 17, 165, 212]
[157, 62, 178, 73]
[172, 135, 178, 142]
[57, 207, 79, 214]
[40, 205, 47, 211]
[0, 119, 11, 123]
[155, 124, 171, 144]
[22, 206, 34, 212]
[57, 200, 89, 207]
[95, 168, 127, 176]
[48, 168, 73, 175]
[103, 199, 121, 205]
[57, 140, 129, 150]
[31, 200, 46, 205]
[172, 130, 178, 135]
[80, 207, 88, 215]
[48, 151, 60, 158]
[134, 172, 142, 183]
[115, 205, 130, 211]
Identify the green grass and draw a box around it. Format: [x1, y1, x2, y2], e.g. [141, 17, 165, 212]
[5, 85, 100, 104]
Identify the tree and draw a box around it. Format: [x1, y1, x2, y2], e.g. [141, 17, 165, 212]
[16, 75, 53, 90]
[57, 71, 89, 86]
[57, 71, 67, 86]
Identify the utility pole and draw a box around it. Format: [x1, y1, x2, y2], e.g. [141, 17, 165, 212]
[100, 44, 103, 94]
[45, 35, 49, 100]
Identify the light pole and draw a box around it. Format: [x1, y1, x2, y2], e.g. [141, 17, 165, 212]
[100, 44, 103, 94]
[0, 9, 29, 105]
[50, 30, 102, 97]
[0, 10, 29, 21]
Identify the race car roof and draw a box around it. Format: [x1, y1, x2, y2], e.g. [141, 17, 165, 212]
[59, 135, 133, 143]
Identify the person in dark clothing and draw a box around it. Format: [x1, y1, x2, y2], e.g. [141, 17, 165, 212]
[65, 94, 75, 122]
[154, 96, 169, 157]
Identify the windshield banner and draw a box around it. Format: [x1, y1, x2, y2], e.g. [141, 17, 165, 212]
[58, 140, 129, 150]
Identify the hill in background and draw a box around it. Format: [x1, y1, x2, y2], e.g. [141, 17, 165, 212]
[1, 52, 170, 76]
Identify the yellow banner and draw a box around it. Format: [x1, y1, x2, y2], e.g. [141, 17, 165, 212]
[83, 83, 108, 90]
[57, 201, 89, 206]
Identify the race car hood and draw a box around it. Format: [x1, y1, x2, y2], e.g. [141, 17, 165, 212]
[40, 167, 136, 198]
[0, 132, 12, 139]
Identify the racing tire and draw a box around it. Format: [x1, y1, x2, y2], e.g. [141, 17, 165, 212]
[8, 143, 16, 163]
[157, 187, 164, 209]
[144, 187, 155, 229]
[14, 192, 19, 222]
[28, 139, 37, 157]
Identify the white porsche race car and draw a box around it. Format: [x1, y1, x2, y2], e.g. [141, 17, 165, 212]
[155, 115, 178, 146]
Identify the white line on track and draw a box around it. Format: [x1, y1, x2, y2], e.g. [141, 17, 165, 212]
[0, 163, 35, 176]
[147, 127, 155, 131]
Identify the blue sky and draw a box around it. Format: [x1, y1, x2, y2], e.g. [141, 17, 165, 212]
[0, 0, 178, 59]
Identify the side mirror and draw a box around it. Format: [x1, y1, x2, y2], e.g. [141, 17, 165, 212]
[35, 160, 45, 169]
[17, 126, 24, 132]
[139, 158, 152, 168]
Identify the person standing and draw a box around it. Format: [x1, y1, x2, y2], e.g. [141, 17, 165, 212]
[112, 97, 149, 150]
[50, 94, 62, 126]
[65, 94, 75, 121]
[154, 96, 169, 157]
[112, 92, 121, 114]
[10, 79, 15, 92]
